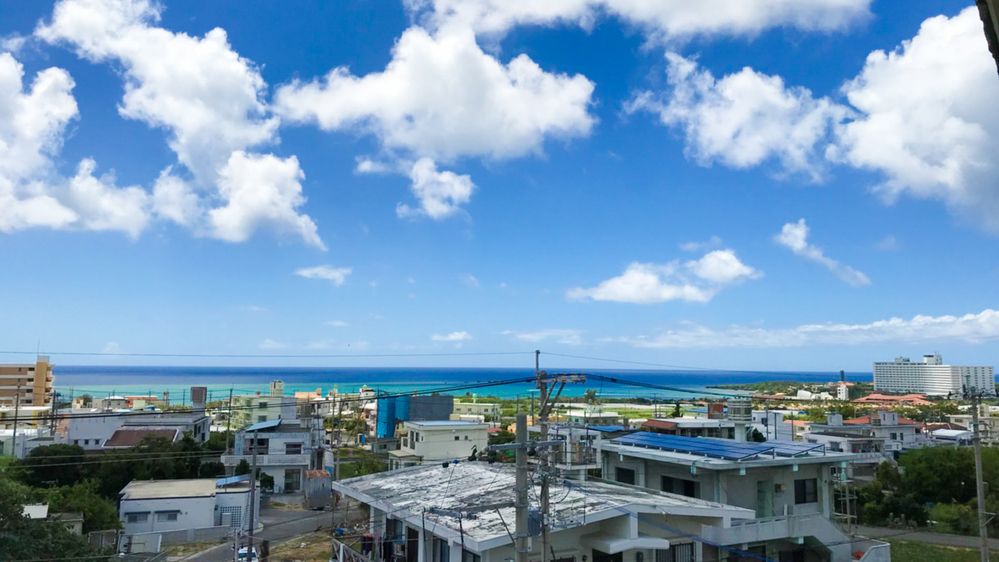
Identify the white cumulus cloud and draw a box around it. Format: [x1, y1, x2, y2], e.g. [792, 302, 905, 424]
[830, 7, 999, 232]
[410, 0, 871, 40]
[611, 309, 999, 349]
[628, 52, 847, 180]
[295, 265, 353, 286]
[432, 331, 474, 342]
[0, 52, 152, 236]
[503, 329, 583, 345]
[397, 158, 475, 220]
[567, 249, 760, 304]
[775, 219, 870, 287]
[35, 0, 324, 248]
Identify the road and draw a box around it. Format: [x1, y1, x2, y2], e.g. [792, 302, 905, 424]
[857, 525, 999, 550]
[182, 508, 332, 561]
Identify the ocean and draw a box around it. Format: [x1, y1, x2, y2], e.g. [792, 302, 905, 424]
[51, 366, 873, 403]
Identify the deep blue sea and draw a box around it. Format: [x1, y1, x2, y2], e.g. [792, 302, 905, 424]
[51, 366, 873, 403]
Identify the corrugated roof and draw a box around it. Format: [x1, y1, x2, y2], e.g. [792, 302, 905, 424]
[245, 419, 282, 432]
[104, 428, 179, 448]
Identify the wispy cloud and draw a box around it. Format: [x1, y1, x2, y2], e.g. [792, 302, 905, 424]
[325, 320, 348, 327]
[259, 338, 288, 350]
[609, 309, 999, 349]
[775, 219, 870, 286]
[875, 235, 899, 252]
[461, 274, 481, 289]
[432, 331, 473, 342]
[295, 265, 353, 286]
[567, 249, 761, 304]
[241, 305, 266, 313]
[678, 236, 723, 252]
[503, 329, 583, 346]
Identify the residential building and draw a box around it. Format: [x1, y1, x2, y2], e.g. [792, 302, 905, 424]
[451, 401, 500, 420]
[333, 462, 760, 562]
[230, 392, 298, 428]
[545, 424, 631, 479]
[564, 408, 621, 426]
[94, 396, 129, 411]
[107, 409, 212, 447]
[388, 420, 487, 470]
[783, 419, 812, 441]
[601, 432, 883, 561]
[0, 357, 54, 408]
[932, 428, 973, 444]
[50, 408, 125, 451]
[752, 411, 795, 441]
[642, 418, 735, 439]
[0, 406, 52, 429]
[950, 406, 999, 446]
[118, 476, 258, 536]
[222, 419, 322, 494]
[873, 354, 994, 396]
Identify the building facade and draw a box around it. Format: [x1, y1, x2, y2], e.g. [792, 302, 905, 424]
[389, 420, 488, 470]
[0, 357, 54, 408]
[118, 477, 258, 536]
[222, 419, 322, 494]
[874, 354, 994, 396]
[600, 433, 883, 561]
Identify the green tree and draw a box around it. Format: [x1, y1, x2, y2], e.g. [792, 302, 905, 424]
[583, 389, 599, 404]
[17, 444, 87, 488]
[489, 429, 516, 446]
[259, 472, 275, 491]
[78, 394, 93, 407]
[0, 477, 101, 560]
[45, 480, 120, 533]
[235, 459, 251, 476]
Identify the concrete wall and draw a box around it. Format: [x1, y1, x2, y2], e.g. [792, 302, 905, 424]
[120, 496, 216, 535]
[63, 410, 125, 450]
[405, 425, 488, 462]
[602, 453, 834, 519]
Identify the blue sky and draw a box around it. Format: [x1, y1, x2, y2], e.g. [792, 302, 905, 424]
[0, 0, 997, 372]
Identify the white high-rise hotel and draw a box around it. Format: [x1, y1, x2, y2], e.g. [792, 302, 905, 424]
[874, 354, 994, 397]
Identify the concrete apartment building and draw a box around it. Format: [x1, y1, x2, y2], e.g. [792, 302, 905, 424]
[333, 463, 763, 562]
[642, 418, 735, 439]
[229, 380, 299, 428]
[874, 354, 994, 396]
[601, 432, 883, 561]
[388, 420, 488, 470]
[0, 356, 54, 407]
[451, 401, 500, 420]
[118, 477, 258, 539]
[223, 419, 322, 494]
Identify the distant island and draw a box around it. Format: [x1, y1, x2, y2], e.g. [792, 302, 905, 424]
[709, 380, 874, 400]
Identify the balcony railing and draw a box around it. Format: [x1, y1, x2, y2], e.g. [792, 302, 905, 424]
[221, 453, 309, 467]
[700, 513, 848, 546]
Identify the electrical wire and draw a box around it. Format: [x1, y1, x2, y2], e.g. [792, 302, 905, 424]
[0, 350, 534, 359]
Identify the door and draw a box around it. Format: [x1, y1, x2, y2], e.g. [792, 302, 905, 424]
[756, 480, 773, 518]
[406, 528, 418, 562]
[592, 550, 622, 562]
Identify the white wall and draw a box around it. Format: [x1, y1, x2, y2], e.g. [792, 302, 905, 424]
[120, 496, 216, 535]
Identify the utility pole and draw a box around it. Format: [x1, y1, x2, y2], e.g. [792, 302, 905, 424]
[226, 387, 234, 455]
[536, 351, 550, 562]
[246, 428, 259, 559]
[514, 412, 529, 562]
[331, 396, 345, 557]
[13, 384, 21, 457]
[972, 390, 991, 562]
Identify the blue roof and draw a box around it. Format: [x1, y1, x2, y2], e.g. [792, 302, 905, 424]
[216, 474, 250, 487]
[245, 419, 281, 432]
[408, 420, 481, 427]
[611, 432, 775, 461]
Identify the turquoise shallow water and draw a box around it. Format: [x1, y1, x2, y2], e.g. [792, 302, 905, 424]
[50, 365, 872, 403]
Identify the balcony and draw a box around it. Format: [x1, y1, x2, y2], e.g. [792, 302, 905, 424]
[700, 513, 849, 547]
[222, 453, 310, 467]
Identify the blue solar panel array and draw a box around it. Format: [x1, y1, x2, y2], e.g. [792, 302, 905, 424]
[611, 432, 826, 461]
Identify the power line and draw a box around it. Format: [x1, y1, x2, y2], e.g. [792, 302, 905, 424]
[0, 350, 534, 359]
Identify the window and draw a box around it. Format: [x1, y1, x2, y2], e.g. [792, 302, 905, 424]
[455, 436, 460, 441]
[285, 469, 303, 492]
[258, 402, 267, 409]
[794, 478, 818, 504]
[126, 513, 149, 523]
[157, 512, 178, 522]
[285, 442, 303, 455]
[462, 550, 481, 562]
[661, 476, 699, 498]
[435, 538, 450, 562]
[258, 415, 267, 423]
[73, 439, 79, 445]
[83, 439, 89, 445]
[656, 543, 694, 562]
[615, 467, 636, 485]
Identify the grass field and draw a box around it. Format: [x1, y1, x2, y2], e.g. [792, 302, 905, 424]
[888, 539, 999, 561]
[268, 532, 331, 562]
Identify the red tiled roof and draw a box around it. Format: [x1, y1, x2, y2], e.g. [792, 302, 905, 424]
[844, 414, 917, 426]
[642, 419, 678, 430]
[104, 428, 179, 448]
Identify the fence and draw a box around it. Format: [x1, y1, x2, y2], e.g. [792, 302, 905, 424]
[125, 525, 234, 551]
